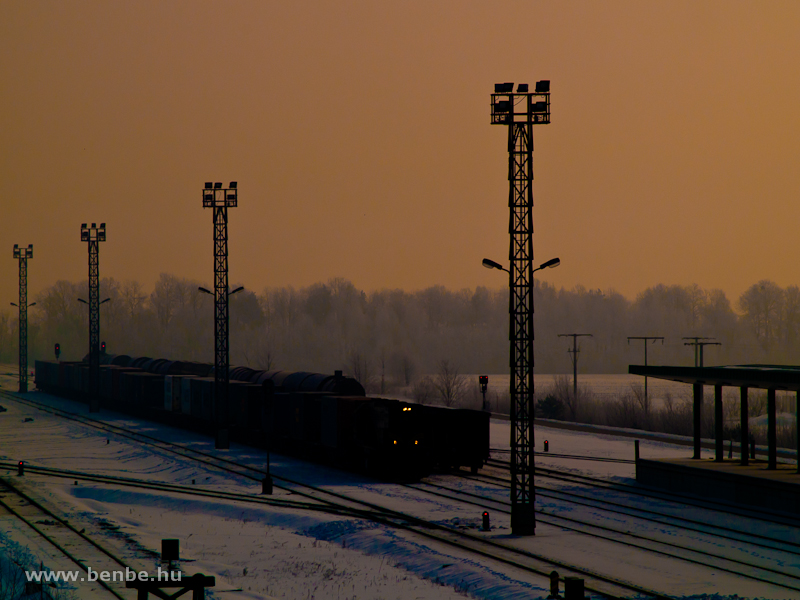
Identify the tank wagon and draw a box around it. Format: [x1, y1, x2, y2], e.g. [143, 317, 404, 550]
[35, 355, 489, 478]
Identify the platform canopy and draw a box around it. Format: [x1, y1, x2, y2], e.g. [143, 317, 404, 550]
[629, 364, 800, 392]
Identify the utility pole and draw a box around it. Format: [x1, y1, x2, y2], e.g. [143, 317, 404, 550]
[11, 244, 34, 393]
[558, 334, 593, 399]
[627, 336, 664, 416]
[683, 337, 720, 367]
[80, 223, 105, 412]
[489, 80, 551, 536]
[202, 182, 238, 450]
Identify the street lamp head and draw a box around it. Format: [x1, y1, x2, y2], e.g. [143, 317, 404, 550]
[77, 298, 88, 304]
[198, 286, 213, 295]
[540, 257, 560, 269]
[229, 286, 244, 296]
[100, 298, 111, 304]
[10, 302, 17, 307]
[28, 302, 36, 307]
[482, 258, 504, 271]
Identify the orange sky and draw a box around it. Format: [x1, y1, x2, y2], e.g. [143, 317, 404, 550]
[2, 1, 799, 304]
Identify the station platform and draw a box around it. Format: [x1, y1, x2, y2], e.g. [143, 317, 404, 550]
[636, 457, 800, 516]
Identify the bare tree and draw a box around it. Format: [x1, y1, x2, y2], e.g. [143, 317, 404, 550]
[347, 350, 371, 391]
[551, 374, 578, 420]
[121, 279, 147, 319]
[412, 376, 435, 404]
[434, 359, 466, 407]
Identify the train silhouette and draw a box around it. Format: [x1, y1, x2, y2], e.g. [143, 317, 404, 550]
[35, 355, 489, 479]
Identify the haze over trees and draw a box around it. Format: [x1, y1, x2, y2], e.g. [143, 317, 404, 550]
[2, 276, 799, 390]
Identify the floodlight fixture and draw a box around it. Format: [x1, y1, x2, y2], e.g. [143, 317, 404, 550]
[532, 102, 547, 113]
[229, 182, 237, 189]
[481, 258, 506, 271]
[205, 182, 213, 189]
[539, 257, 560, 269]
[494, 82, 514, 93]
[517, 83, 529, 93]
[535, 80, 550, 93]
[214, 182, 222, 189]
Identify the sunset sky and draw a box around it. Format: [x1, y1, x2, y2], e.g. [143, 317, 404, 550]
[2, 1, 799, 303]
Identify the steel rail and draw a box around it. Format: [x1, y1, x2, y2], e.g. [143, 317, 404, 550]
[404, 479, 800, 593]
[485, 456, 800, 527]
[0, 477, 131, 600]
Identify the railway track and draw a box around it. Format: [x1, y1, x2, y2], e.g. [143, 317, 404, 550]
[490, 448, 635, 464]
[406, 474, 800, 595]
[0, 476, 139, 599]
[0, 389, 679, 599]
[485, 455, 800, 527]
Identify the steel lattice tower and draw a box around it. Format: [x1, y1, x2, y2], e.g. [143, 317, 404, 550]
[12, 244, 33, 393]
[490, 81, 550, 535]
[203, 182, 237, 450]
[81, 223, 105, 412]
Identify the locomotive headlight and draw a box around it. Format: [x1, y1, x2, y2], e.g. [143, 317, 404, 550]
[414, 440, 418, 445]
[393, 440, 397, 445]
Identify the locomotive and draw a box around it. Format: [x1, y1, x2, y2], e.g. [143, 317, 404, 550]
[34, 355, 489, 479]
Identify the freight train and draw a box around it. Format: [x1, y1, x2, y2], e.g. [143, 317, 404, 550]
[33, 355, 490, 479]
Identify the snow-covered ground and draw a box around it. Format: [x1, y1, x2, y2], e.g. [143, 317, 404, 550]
[0, 370, 798, 600]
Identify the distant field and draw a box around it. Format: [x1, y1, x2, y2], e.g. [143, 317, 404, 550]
[466, 373, 690, 401]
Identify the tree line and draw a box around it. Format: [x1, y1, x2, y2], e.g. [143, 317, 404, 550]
[2, 275, 798, 391]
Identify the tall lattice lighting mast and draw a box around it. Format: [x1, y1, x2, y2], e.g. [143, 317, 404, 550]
[80, 223, 105, 412]
[203, 181, 237, 450]
[489, 80, 550, 535]
[12, 244, 34, 393]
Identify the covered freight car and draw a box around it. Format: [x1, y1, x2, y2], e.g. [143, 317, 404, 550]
[34, 355, 489, 480]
